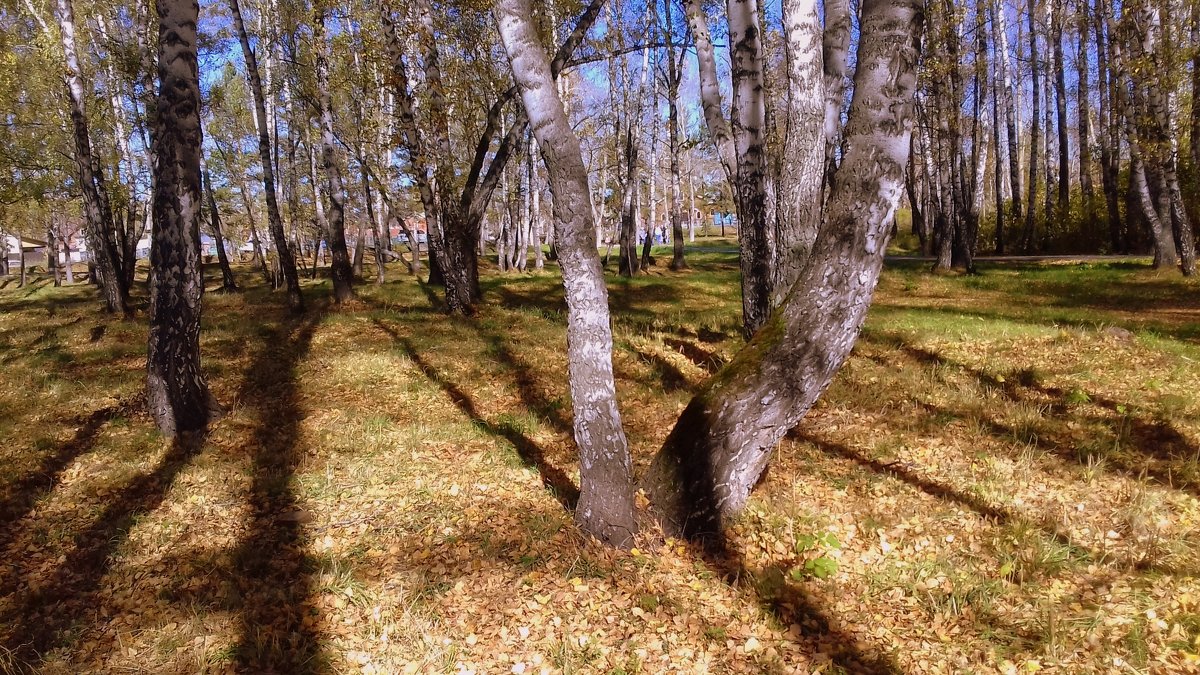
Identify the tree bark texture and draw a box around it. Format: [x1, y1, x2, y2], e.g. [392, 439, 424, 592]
[772, 0, 826, 301]
[495, 0, 637, 548]
[728, 0, 772, 337]
[643, 0, 923, 540]
[147, 0, 216, 436]
[821, 0, 851, 187]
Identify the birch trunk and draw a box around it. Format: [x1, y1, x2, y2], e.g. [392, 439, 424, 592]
[772, 0, 825, 301]
[228, 0, 303, 311]
[1077, 0, 1095, 220]
[204, 169, 238, 292]
[1024, 2, 1041, 253]
[728, 0, 772, 336]
[821, 0, 851, 186]
[1095, 0, 1122, 251]
[314, 10, 355, 301]
[644, 0, 924, 539]
[1052, 0, 1070, 218]
[147, 0, 217, 436]
[495, 0, 637, 548]
[53, 0, 129, 314]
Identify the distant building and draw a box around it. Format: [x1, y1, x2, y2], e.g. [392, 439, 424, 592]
[4, 235, 47, 270]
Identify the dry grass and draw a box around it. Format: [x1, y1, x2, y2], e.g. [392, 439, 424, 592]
[1, 247, 1199, 673]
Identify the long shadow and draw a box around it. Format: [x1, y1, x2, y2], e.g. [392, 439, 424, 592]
[229, 307, 326, 673]
[793, 432, 1098, 562]
[478, 331, 575, 435]
[0, 430, 207, 665]
[862, 332, 1200, 495]
[372, 318, 580, 509]
[692, 539, 901, 674]
[0, 394, 145, 560]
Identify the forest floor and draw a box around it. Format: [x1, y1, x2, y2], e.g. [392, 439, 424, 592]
[2, 243, 1200, 674]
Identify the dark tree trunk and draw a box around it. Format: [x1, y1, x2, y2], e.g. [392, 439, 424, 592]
[497, 0, 637, 548]
[314, 10, 355, 302]
[1024, 1, 1041, 254]
[204, 169, 238, 292]
[228, 0, 303, 311]
[54, 0, 129, 315]
[1052, 0, 1070, 220]
[147, 0, 217, 436]
[48, 222, 62, 287]
[644, 0, 924, 540]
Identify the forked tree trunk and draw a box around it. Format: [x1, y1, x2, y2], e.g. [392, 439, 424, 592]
[643, 0, 923, 539]
[496, 0, 637, 548]
[228, 0, 302, 311]
[53, 0, 129, 315]
[147, 0, 217, 436]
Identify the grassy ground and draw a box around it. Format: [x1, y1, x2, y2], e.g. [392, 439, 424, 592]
[1, 243, 1199, 674]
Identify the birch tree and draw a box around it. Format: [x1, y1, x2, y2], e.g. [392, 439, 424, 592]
[644, 0, 925, 538]
[494, 0, 637, 548]
[146, 0, 218, 436]
[229, 0, 304, 310]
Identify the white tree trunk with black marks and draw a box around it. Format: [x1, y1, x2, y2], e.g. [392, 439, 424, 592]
[147, 0, 217, 436]
[52, 0, 129, 314]
[772, 0, 825, 304]
[495, 0, 637, 548]
[228, 0, 303, 310]
[644, 0, 924, 540]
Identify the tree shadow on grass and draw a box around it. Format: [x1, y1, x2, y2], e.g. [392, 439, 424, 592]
[229, 307, 327, 673]
[371, 318, 580, 510]
[689, 539, 902, 674]
[0, 429, 207, 666]
[0, 394, 146, 562]
[861, 332, 1200, 496]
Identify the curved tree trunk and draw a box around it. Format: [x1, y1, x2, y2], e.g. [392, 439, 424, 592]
[496, 0, 637, 548]
[147, 0, 217, 436]
[228, 0, 303, 311]
[643, 0, 923, 540]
